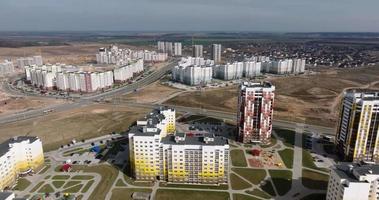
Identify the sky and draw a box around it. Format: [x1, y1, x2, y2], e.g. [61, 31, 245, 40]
[0, 0, 378, 32]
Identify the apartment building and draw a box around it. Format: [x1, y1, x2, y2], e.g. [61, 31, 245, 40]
[326, 162, 379, 200]
[172, 57, 214, 86]
[0, 136, 44, 190]
[193, 45, 203, 58]
[211, 44, 222, 64]
[336, 90, 379, 163]
[0, 60, 14, 75]
[174, 42, 182, 56]
[17, 56, 43, 68]
[128, 108, 229, 185]
[237, 82, 275, 144]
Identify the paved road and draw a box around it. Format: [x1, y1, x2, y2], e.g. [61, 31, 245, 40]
[0, 62, 176, 125]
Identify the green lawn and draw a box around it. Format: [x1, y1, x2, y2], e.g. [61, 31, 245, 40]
[72, 175, 94, 180]
[233, 194, 260, 200]
[63, 181, 81, 189]
[38, 165, 51, 174]
[230, 173, 251, 190]
[232, 168, 267, 185]
[274, 128, 295, 147]
[278, 148, 294, 168]
[246, 189, 271, 199]
[301, 193, 327, 200]
[155, 189, 229, 200]
[302, 169, 329, 190]
[160, 183, 228, 190]
[111, 188, 152, 200]
[52, 175, 70, 180]
[82, 180, 95, 193]
[38, 184, 55, 193]
[260, 180, 276, 196]
[116, 179, 127, 187]
[231, 149, 248, 167]
[30, 181, 44, 192]
[52, 181, 65, 189]
[63, 184, 83, 193]
[14, 178, 31, 190]
[268, 170, 292, 196]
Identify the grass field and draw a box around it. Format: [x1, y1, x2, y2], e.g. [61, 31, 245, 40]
[155, 189, 229, 200]
[232, 168, 267, 185]
[0, 105, 149, 151]
[160, 183, 228, 190]
[261, 180, 276, 196]
[230, 173, 251, 190]
[81, 180, 95, 193]
[233, 194, 260, 200]
[52, 181, 65, 189]
[110, 188, 152, 200]
[268, 170, 292, 196]
[278, 148, 294, 168]
[231, 149, 248, 167]
[274, 128, 295, 147]
[246, 189, 271, 199]
[14, 178, 31, 190]
[302, 169, 329, 190]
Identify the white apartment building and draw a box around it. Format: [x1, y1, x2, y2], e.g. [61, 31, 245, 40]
[0, 136, 44, 190]
[174, 42, 182, 56]
[17, 56, 43, 68]
[326, 162, 379, 200]
[0, 60, 14, 75]
[165, 42, 173, 56]
[213, 62, 243, 80]
[113, 59, 144, 82]
[270, 59, 306, 74]
[172, 57, 213, 86]
[237, 82, 275, 144]
[211, 44, 222, 64]
[243, 61, 262, 78]
[193, 45, 203, 58]
[157, 41, 165, 52]
[128, 108, 229, 184]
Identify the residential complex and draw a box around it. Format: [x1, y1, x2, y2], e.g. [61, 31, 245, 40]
[193, 45, 203, 58]
[16, 56, 43, 68]
[211, 44, 222, 64]
[336, 90, 379, 163]
[213, 61, 262, 80]
[174, 42, 182, 56]
[24, 59, 143, 92]
[157, 41, 182, 56]
[237, 82, 275, 144]
[96, 45, 167, 65]
[172, 57, 214, 86]
[128, 108, 229, 184]
[0, 136, 44, 190]
[268, 59, 306, 74]
[326, 162, 379, 200]
[0, 60, 15, 75]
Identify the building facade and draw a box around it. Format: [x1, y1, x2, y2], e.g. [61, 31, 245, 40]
[174, 42, 182, 56]
[0, 136, 44, 190]
[128, 108, 229, 185]
[237, 82, 275, 144]
[0, 60, 15, 75]
[193, 45, 203, 58]
[336, 90, 379, 163]
[211, 44, 222, 64]
[326, 162, 379, 200]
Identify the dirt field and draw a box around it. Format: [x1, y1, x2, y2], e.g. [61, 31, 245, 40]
[0, 104, 149, 151]
[0, 43, 136, 65]
[120, 82, 182, 104]
[165, 66, 379, 128]
[0, 96, 64, 115]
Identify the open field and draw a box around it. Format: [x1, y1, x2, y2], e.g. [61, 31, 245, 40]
[0, 43, 136, 65]
[0, 104, 149, 151]
[164, 65, 379, 128]
[120, 82, 182, 104]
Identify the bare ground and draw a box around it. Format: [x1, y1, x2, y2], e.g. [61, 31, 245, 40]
[0, 104, 149, 151]
[165, 66, 379, 128]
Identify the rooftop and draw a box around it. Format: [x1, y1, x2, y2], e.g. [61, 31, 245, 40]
[241, 81, 274, 89]
[161, 132, 228, 146]
[334, 162, 379, 182]
[0, 136, 39, 157]
[0, 192, 14, 200]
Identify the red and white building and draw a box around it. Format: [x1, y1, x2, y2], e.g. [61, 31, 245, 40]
[237, 82, 275, 144]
